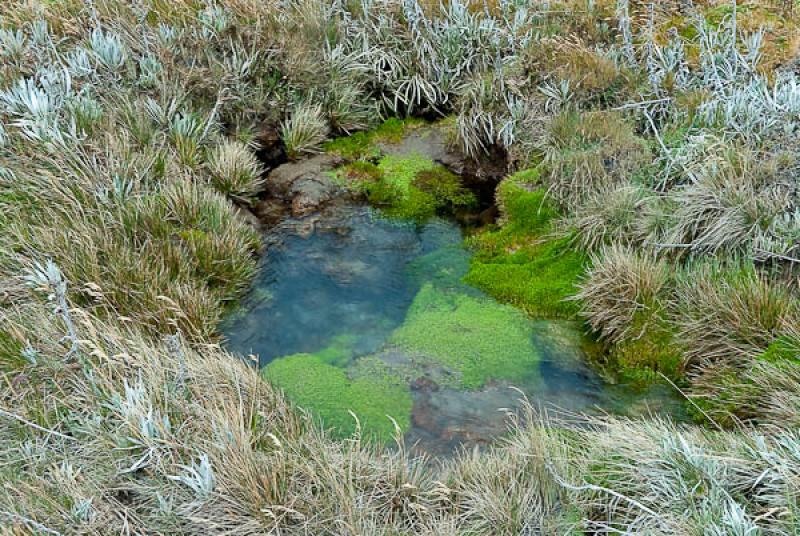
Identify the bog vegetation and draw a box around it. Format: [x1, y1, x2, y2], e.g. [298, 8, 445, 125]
[0, 0, 799, 533]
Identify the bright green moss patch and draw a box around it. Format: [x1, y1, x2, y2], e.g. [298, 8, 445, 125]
[323, 117, 425, 159]
[406, 244, 471, 289]
[338, 154, 476, 221]
[263, 353, 412, 442]
[606, 310, 683, 385]
[389, 284, 542, 389]
[465, 172, 586, 318]
[323, 131, 379, 160]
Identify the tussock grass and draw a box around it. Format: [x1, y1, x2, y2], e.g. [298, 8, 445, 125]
[1, 0, 800, 533]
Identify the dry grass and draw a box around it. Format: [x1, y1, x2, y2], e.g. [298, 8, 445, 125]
[1, 0, 800, 533]
[576, 244, 672, 346]
[539, 111, 651, 209]
[674, 261, 799, 368]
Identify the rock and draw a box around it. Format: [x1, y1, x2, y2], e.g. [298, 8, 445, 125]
[255, 123, 286, 170]
[266, 153, 343, 216]
[253, 198, 288, 226]
[410, 375, 440, 392]
[290, 178, 337, 216]
[267, 153, 340, 200]
[234, 205, 262, 228]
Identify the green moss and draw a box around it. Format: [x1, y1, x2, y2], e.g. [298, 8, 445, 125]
[314, 333, 360, 367]
[607, 309, 683, 385]
[406, 244, 471, 290]
[412, 167, 476, 210]
[323, 131, 379, 160]
[323, 117, 425, 159]
[464, 172, 586, 318]
[338, 154, 475, 222]
[465, 236, 585, 319]
[389, 284, 542, 389]
[263, 352, 412, 442]
[372, 117, 425, 143]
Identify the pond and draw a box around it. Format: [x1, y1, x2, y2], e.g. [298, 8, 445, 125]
[222, 202, 684, 456]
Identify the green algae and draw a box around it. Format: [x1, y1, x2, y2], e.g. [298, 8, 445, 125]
[406, 244, 471, 290]
[389, 283, 542, 389]
[464, 170, 586, 318]
[263, 351, 412, 441]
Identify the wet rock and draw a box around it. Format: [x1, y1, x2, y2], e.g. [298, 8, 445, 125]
[253, 198, 288, 226]
[410, 376, 439, 392]
[266, 153, 344, 216]
[234, 205, 262, 228]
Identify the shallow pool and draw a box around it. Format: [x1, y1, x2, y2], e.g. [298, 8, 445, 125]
[222, 202, 683, 456]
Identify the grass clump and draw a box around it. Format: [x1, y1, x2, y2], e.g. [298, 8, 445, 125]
[205, 140, 265, 203]
[263, 352, 412, 441]
[282, 102, 329, 160]
[674, 261, 798, 368]
[465, 170, 586, 318]
[539, 110, 650, 209]
[389, 283, 542, 389]
[577, 245, 682, 380]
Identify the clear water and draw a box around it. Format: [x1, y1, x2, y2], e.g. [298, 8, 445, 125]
[223, 202, 684, 456]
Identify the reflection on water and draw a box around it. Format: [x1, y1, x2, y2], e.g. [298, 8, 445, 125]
[222, 202, 684, 456]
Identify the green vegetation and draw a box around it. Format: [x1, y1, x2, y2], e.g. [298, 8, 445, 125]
[2, 0, 800, 533]
[338, 154, 476, 221]
[264, 352, 412, 441]
[390, 284, 542, 389]
[323, 118, 425, 159]
[465, 171, 586, 318]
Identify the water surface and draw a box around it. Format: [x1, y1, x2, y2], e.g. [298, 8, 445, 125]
[223, 202, 683, 456]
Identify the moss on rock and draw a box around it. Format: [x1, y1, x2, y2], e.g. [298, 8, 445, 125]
[389, 283, 542, 389]
[323, 118, 425, 160]
[338, 154, 476, 221]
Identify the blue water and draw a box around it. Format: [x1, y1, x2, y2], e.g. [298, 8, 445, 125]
[223, 202, 684, 455]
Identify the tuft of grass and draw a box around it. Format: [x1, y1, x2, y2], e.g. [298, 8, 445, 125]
[539, 110, 650, 209]
[281, 102, 329, 160]
[674, 261, 798, 369]
[205, 140, 265, 203]
[576, 245, 681, 378]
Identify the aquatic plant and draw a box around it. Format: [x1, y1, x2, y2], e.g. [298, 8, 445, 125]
[390, 284, 542, 389]
[264, 352, 412, 441]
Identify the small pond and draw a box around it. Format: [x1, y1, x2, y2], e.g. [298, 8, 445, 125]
[223, 202, 683, 456]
